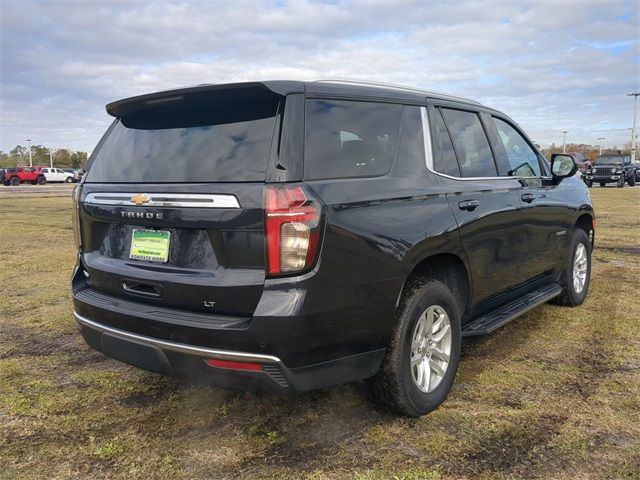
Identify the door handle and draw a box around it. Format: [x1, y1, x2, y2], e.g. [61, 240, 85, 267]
[521, 193, 536, 203]
[458, 200, 480, 211]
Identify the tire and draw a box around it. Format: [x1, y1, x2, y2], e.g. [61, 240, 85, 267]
[599, 182, 606, 187]
[365, 280, 461, 416]
[65, 176, 74, 183]
[584, 179, 592, 188]
[617, 177, 624, 188]
[37, 176, 46, 185]
[554, 228, 591, 307]
[628, 175, 636, 187]
[9, 177, 20, 186]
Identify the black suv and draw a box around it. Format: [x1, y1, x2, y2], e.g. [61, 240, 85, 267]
[71, 81, 594, 416]
[584, 154, 636, 187]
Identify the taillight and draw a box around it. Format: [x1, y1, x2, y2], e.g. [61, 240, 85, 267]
[72, 185, 82, 249]
[265, 184, 322, 276]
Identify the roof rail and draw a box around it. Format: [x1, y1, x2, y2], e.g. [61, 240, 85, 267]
[313, 78, 481, 105]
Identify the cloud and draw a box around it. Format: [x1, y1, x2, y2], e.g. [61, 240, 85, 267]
[1, 0, 638, 151]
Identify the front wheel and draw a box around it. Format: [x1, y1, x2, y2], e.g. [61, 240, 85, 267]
[554, 229, 591, 307]
[65, 176, 74, 183]
[628, 176, 636, 186]
[37, 176, 46, 185]
[366, 280, 461, 416]
[617, 177, 624, 188]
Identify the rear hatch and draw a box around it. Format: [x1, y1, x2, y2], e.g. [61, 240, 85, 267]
[78, 85, 282, 318]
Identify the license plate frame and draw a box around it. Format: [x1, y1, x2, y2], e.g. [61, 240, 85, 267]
[129, 229, 171, 263]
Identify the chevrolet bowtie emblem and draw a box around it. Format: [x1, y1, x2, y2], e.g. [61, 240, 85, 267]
[131, 194, 150, 206]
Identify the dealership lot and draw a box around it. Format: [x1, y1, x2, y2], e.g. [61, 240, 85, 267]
[1, 188, 638, 480]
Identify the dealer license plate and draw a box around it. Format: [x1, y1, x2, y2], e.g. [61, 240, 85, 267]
[129, 229, 170, 263]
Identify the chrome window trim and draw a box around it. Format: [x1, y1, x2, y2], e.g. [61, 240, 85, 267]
[84, 192, 241, 209]
[74, 312, 281, 364]
[420, 106, 542, 182]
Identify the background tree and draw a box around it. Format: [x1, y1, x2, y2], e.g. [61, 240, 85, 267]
[1, 145, 89, 168]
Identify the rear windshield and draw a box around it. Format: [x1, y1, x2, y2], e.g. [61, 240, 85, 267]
[85, 98, 279, 183]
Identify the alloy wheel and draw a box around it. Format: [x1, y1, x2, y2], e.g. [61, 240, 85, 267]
[410, 305, 452, 393]
[573, 243, 588, 294]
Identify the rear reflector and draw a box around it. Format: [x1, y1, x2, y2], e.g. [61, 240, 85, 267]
[205, 358, 263, 371]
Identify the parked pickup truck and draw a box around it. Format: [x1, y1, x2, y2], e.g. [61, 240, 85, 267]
[566, 152, 592, 175]
[2, 167, 47, 186]
[584, 154, 636, 187]
[40, 167, 76, 183]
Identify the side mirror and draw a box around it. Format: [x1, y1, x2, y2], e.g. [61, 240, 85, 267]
[550, 154, 578, 181]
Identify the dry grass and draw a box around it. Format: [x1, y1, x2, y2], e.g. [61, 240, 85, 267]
[1, 187, 639, 480]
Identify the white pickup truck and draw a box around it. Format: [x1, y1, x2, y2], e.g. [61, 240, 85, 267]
[41, 167, 75, 183]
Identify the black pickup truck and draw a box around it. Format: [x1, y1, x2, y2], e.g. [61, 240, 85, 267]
[584, 154, 636, 187]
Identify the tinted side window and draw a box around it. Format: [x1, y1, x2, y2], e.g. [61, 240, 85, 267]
[394, 106, 426, 177]
[304, 100, 403, 180]
[493, 117, 541, 177]
[431, 109, 460, 177]
[441, 109, 497, 177]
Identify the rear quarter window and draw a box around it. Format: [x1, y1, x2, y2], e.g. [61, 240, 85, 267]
[304, 99, 403, 180]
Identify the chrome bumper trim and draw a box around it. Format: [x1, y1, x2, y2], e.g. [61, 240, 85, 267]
[74, 311, 281, 365]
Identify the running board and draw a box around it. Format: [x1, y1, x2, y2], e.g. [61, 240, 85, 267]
[462, 283, 562, 337]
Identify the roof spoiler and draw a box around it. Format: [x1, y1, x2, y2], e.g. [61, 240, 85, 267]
[105, 81, 304, 117]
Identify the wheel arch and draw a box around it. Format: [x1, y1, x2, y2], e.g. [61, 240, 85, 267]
[573, 212, 595, 247]
[398, 252, 471, 316]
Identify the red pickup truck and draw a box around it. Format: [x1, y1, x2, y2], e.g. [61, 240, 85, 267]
[1, 167, 47, 186]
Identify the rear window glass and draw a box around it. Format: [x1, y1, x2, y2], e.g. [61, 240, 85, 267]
[304, 100, 403, 180]
[441, 108, 497, 177]
[85, 99, 279, 183]
[431, 109, 460, 177]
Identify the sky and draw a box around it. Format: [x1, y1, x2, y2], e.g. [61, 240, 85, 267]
[0, 0, 639, 154]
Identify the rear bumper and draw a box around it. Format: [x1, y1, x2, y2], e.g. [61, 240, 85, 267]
[74, 311, 385, 392]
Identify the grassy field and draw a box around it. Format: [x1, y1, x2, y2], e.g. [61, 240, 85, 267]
[1, 187, 639, 480]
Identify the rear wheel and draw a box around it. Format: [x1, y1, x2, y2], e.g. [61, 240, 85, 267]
[366, 280, 461, 416]
[37, 176, 46, 185]
[9, 177, 20, 186]
[554, 228, 591, 307]
[628, 175, 636, 186]
[617, 177, 624, 188]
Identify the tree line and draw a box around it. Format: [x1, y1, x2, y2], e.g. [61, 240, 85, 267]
[539, 142, 632, 162]
[0, 140, 633, 170]
[0, 145, 88, 168]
